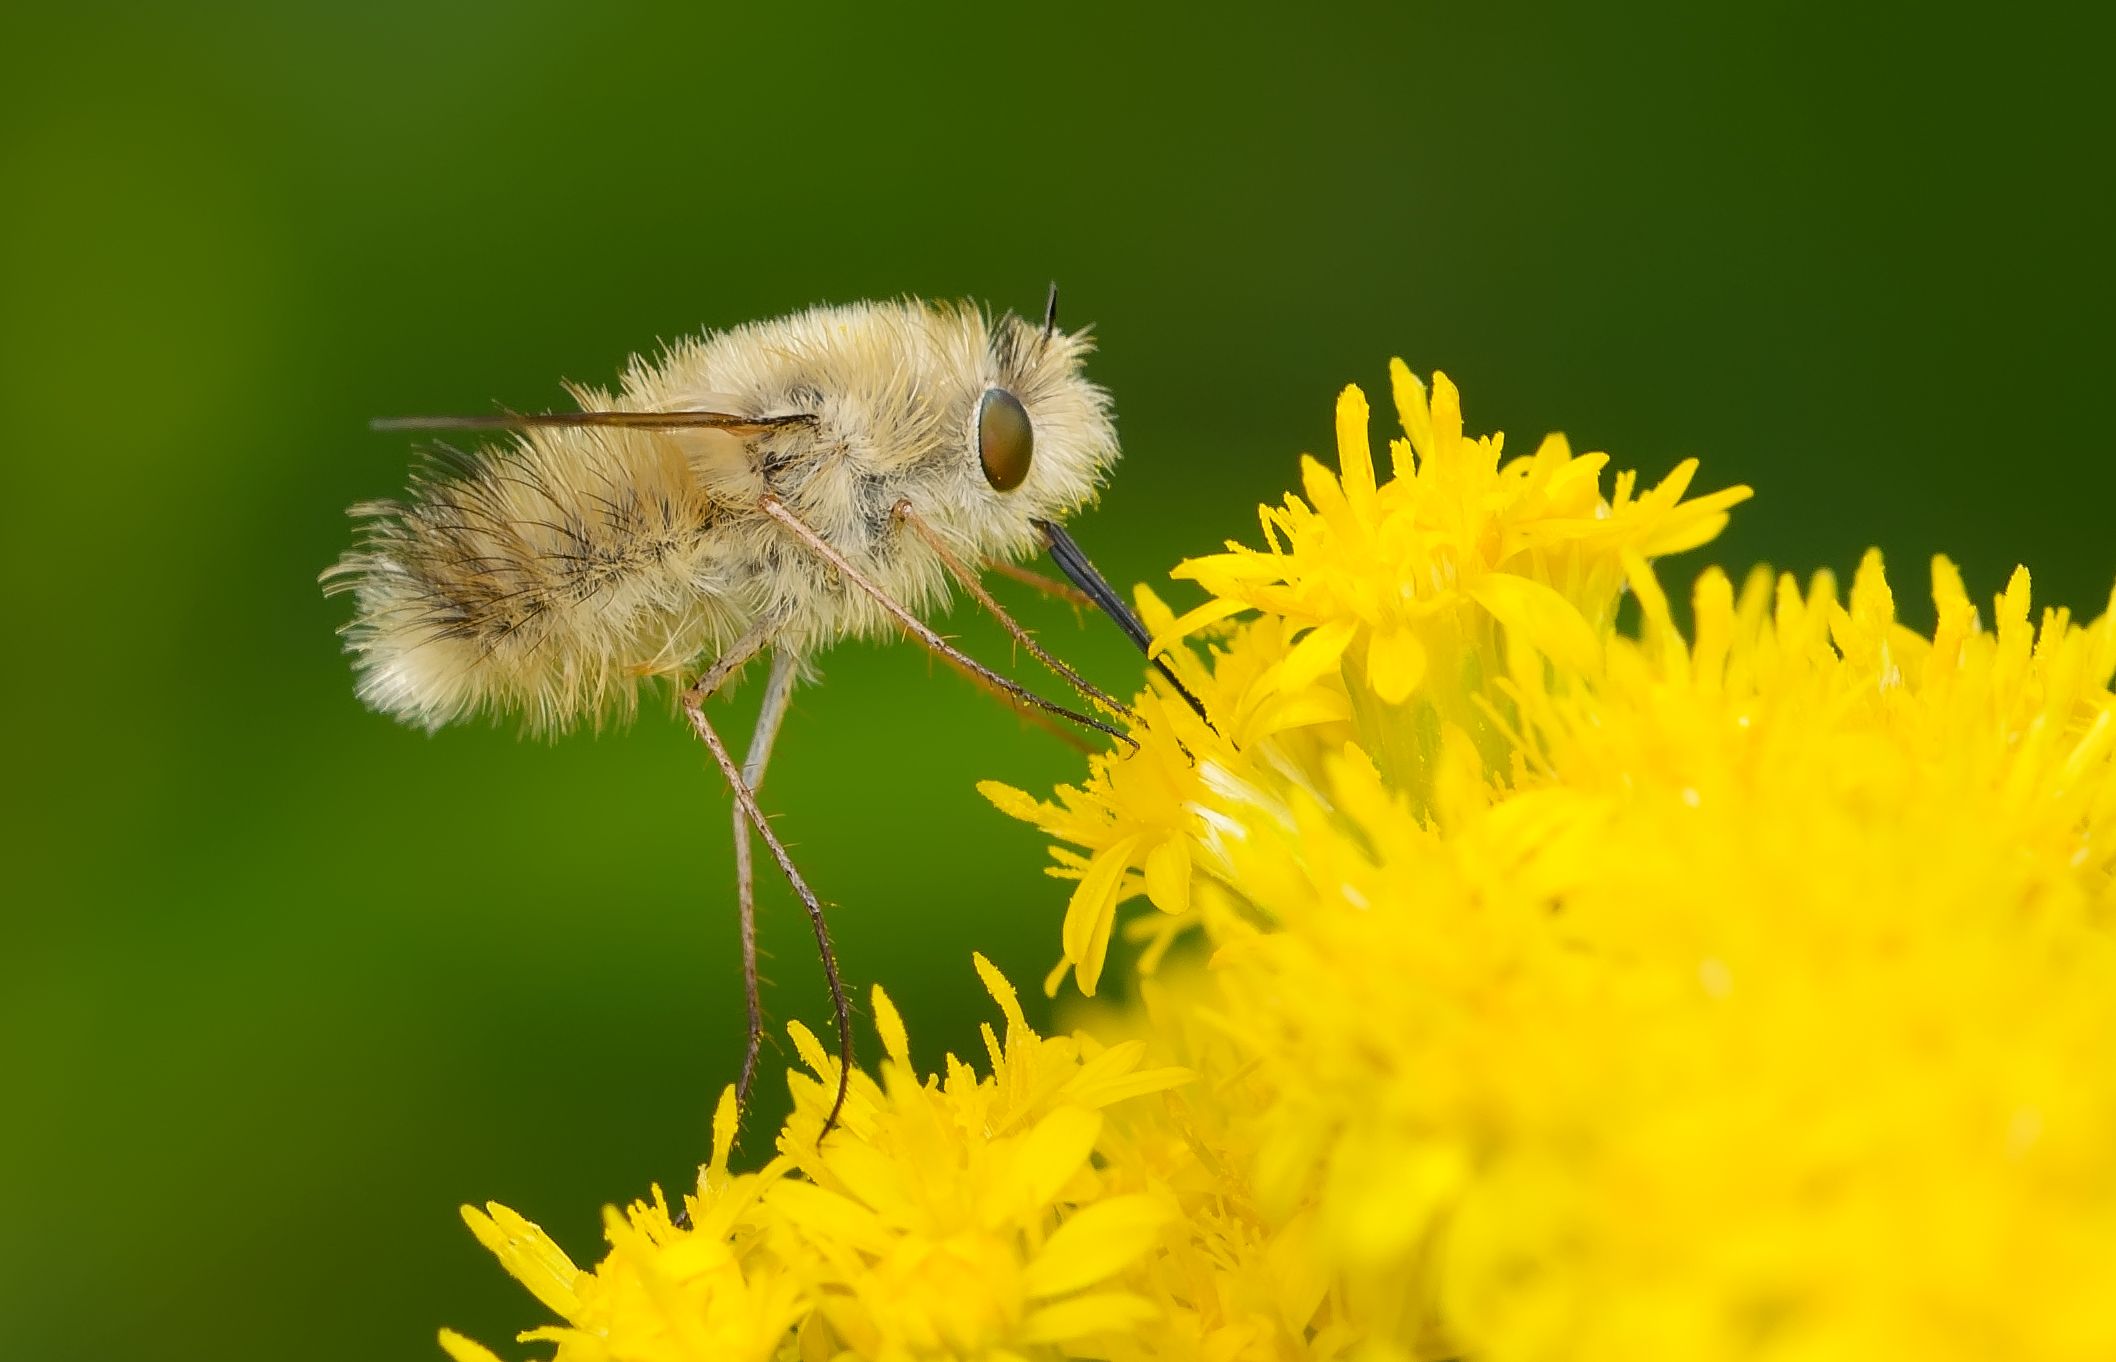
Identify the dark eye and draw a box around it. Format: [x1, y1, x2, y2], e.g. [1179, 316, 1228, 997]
[977, 387, 1034, 491]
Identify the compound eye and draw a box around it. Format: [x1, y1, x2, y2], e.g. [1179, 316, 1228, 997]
[977, 387, 1034, 492]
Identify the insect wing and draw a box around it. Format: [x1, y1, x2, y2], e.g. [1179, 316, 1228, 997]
[370, 409, 816, 436]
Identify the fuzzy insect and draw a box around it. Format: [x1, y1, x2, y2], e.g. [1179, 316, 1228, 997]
[324, 291, 1196, 1134]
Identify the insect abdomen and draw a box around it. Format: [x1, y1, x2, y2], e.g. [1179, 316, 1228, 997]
[324, 432, 734, 733]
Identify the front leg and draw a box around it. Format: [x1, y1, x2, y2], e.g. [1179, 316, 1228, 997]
[756, 495, 1135, 751]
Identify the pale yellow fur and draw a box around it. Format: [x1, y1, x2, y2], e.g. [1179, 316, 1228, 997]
[323, 299, 1119, 734]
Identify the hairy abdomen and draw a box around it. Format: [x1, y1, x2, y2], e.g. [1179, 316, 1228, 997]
[324, 429, 744, 733]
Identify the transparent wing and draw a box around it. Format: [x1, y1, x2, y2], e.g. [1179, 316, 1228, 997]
[371, 410, 815, 435]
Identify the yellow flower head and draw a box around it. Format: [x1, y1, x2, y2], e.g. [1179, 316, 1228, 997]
[1164, 365, 1748, 749]
[982, 604, 1351, 996]
[990, 368, 1749, 996]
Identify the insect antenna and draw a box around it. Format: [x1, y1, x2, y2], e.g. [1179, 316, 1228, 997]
[1040, 281, 1061, 344]
[1032, 519, 1216, 728]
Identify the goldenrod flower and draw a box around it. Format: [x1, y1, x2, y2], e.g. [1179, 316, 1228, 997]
[980, 605, 1350, 996]
[1164, 367, 1748, 749]
[445, 364, 2116, 1362]
[986, 368, 1748, 996]
[442, 958, 1190, 1362]
[1173, 546, 2116, 1360]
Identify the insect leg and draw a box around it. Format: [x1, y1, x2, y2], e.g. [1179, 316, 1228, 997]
[757, 495, 1137, 752]
[943, 667, 1099, 752]
[732, 650, 798, 1107]
[981, 557, 1093, 610]
[683, 630, 854, 1140]
[895, 499, 1136, 723]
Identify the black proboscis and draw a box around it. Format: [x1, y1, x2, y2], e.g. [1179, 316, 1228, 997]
[1034, 518, 1215, 726]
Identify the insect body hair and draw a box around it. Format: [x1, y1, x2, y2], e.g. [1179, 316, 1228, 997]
[325, 299, 1120, 734]
[324, 426, 748, 734]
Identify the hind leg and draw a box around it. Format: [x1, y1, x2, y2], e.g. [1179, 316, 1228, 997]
[732, 650, 798, 1106]
[682, 631, 854, 1139]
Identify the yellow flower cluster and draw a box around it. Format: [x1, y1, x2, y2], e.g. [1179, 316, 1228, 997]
[987, 365, 1753, 995]
[443, 957, 1192, 1362]
[447, 367, 2116, 1361]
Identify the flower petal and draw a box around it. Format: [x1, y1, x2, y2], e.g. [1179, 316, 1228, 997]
[460, 1204, 582, 1321]
[1467, 571, 1601, 675]
[438, 1330, 505, 1362]
[1365, 625, 1428, 705]
[1021, 1291, 1159, 1344]
[1023, 1195, 1171, 1298]
[1147, 595, 1250, 656]
[1335, 383, 1376, 502]
[975, 950, 1030, 1035]
[1276, 619, 1359, 694]
[1026, 1102, 1102, 1187]
[1142, 837, 1192, 916]
[1062, 838, 1139, 995]
[978, 779, 1049, 823]
[871, 985, 911, 1066]
[1389, 358, 1432, 470]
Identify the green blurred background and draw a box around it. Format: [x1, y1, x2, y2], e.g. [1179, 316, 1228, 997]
[4, 3, 2110, 1359]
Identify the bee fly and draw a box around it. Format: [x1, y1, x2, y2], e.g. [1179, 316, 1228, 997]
[324, 287, 1203, 1134]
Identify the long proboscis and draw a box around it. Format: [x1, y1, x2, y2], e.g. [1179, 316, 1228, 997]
[1032, 519, 1215, 727]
